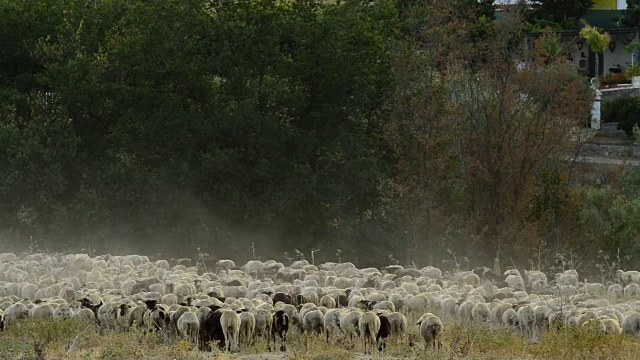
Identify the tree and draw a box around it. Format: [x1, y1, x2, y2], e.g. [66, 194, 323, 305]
[579, 24, 610, 79]
[388, 4, 592, 265]
[529, 0, 594, 29]
[532, 31, 568, 65]
[621, 0, 640, 27]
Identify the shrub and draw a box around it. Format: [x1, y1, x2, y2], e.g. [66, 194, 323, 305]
[600, 72, 630, 85]
[447, 322, 528, 358]
[615, 96, 640, 136]
[0, 318, 99, 359]
[602, 96, 635, 123]
[626, 63, 640, 78]
[529, 325, 640, 359]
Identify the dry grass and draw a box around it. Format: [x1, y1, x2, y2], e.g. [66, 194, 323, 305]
[1, 318, 639, 360]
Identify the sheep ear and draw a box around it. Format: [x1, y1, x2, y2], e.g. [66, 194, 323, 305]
[416, 321, 422, 325]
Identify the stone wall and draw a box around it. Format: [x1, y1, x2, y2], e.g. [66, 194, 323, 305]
[579, 142, 640, 158]
[601, 86, 640, 101]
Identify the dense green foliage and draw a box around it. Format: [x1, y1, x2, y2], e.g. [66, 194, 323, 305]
[603, 95, 640, 135]
[1, 0, 400, 262]
[0, 0, 635, 269]
[621, 0, 640, 27]
[526, 0, 594, 31]
[613, 96, 640, 136]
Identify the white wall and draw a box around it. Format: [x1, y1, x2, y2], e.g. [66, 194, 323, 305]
[560, 32, 636, 76]
[603, 35, 634, 75]
[562, 35, 589, 73]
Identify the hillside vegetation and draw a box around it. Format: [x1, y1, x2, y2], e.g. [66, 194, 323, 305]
[0, 0, 638, 271]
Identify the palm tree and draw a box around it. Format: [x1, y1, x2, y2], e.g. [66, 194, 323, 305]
[579, 24, 610, 84]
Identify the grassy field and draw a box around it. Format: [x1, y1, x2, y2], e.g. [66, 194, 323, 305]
[1, 317, 639, 360]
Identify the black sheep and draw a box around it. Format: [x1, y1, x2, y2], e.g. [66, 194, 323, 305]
[273, 292, 293, 305]
[79, 298, 102, 320]
[376, 314, 392, 352]
[199, 305, 225, 351]
[269, 310, 289, 352]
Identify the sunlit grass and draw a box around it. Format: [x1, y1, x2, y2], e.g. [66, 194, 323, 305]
[1, 317, 639, 359]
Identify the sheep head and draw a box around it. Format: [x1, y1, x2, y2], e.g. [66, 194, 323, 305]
[144, 299, 158, 310]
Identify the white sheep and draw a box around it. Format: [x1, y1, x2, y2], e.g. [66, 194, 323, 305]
[505, 274, 525, 291]
[601, 317, 622, 334]
[490, 302, 512, 327]
[239, 311, 255, 346]
[373, 300, 396, 312]
[624, 283, 640, 297]
[457, 301, 475, 323]
[247, 309, 269, 340]
[402, 294, 430, 315]
[73, 308, 96, 321]
[555, 272, 578, 287]
[241, 260, 264, 276]
[320, 294, 336, 309]
[30, 303, 54, 319]
[420, 266, 442, 280]
[168, 305, 191, 337]
[471, 302, 490, 323]
[608, 284, 623, 299]
[0, 253, 18, 263]
[359, 311, 381, 354]
[148, 283, 166, 295]
[462, 273, 480, 286]
[416, 312, 443, 350]
[177, 311, 200, 346]
[21, 284, 38, 301]
[217, 260, 236, 273]
[622, 312, 640, 337]
[53, 304, 72, 320]
[6, 302, 29, 324]
[524, 270, 547, 290]
[220, 309, 241, 353]
[302, 309, 325, 335]
[533, 305, 551, 338]
[98, 302, 120, 331]
[127, 305, 146, 329]
[386, 311, 407, 338]
[340, 308, 363, 342]
[582, 282, 605, 296]
[577, 311, 598, 327]
[504, 269, 521, 277]
[440, 297, 458, 319]
[502, 308, 518, 328]
[323, 308, 343, 343]
[299, 303, 317, 320]
[516, 305, 535, 341]
[617, 270, 640, 286]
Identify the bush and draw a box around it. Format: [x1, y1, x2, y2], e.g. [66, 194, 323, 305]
[529, 325, 640, 359]
[602, 96, 635, 123]
[615, 96, 640, 136]
[600, 72, 630, 85]
[626, 63, 640, 78]
[0, 318, 99, 359]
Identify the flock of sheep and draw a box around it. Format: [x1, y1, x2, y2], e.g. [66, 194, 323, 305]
[1, 252, 640, 355]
